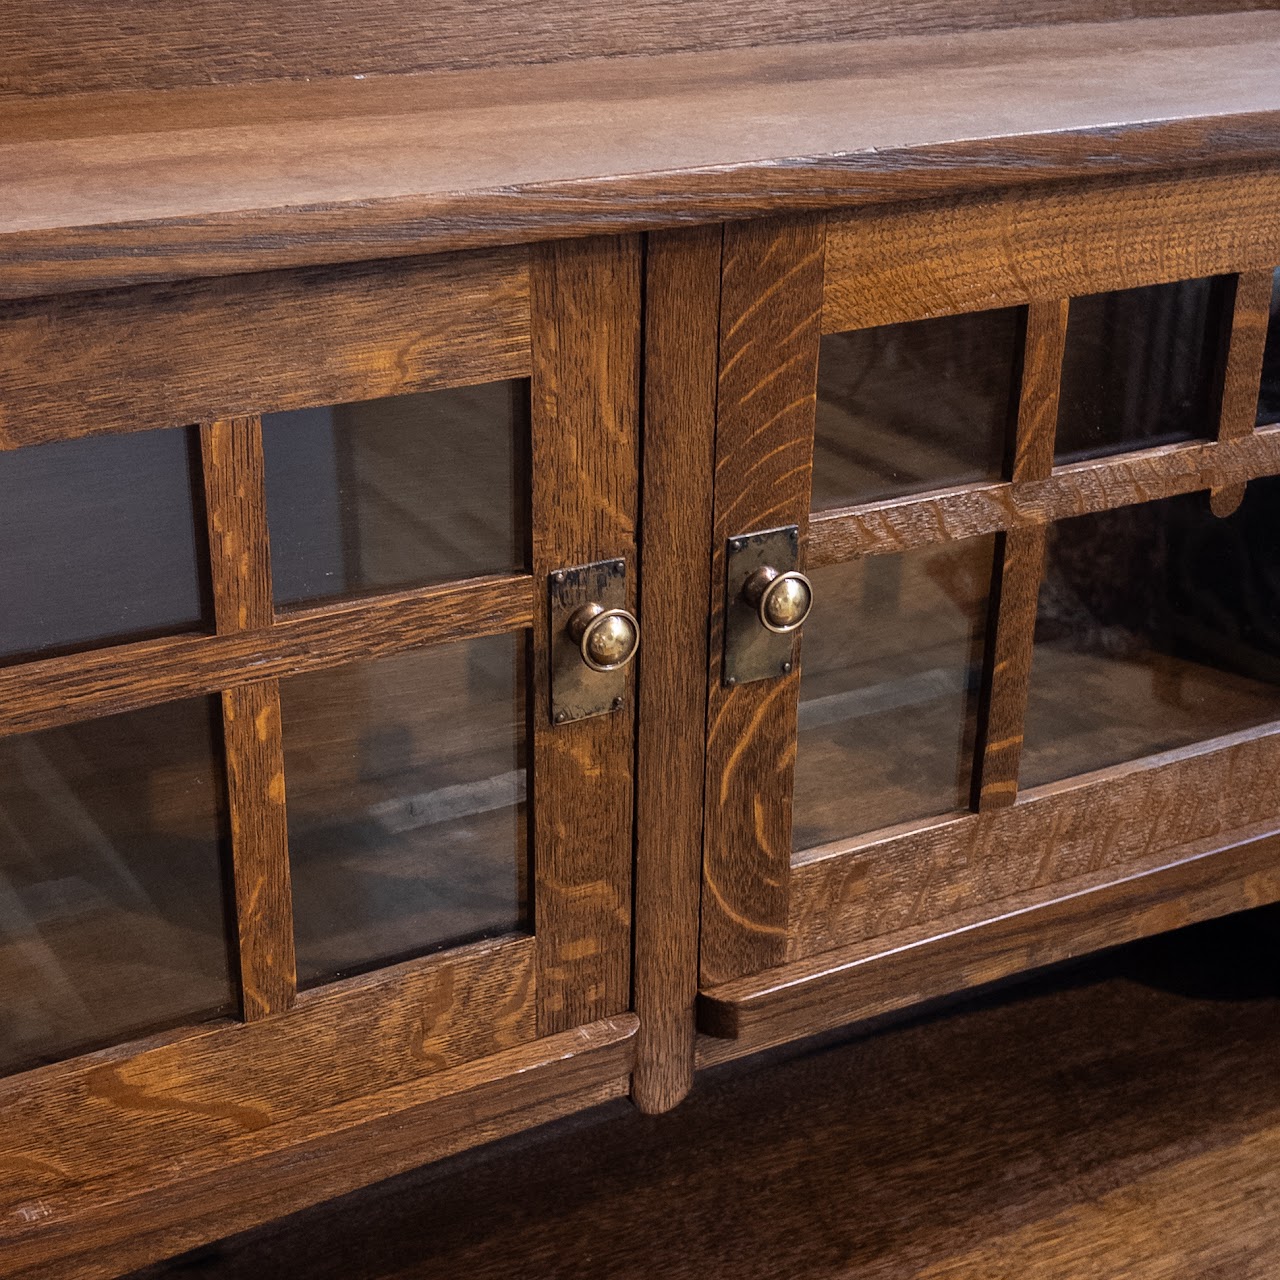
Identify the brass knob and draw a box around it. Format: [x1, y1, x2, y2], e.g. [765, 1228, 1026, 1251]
[742, 567, 813, 634]
[568, 603, 640, 672]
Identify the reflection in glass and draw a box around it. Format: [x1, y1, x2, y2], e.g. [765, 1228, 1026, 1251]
[792, 538, 995, 853]
[1021, 480, 1280, 787]
[0, 427, 210, 663]
[812, 309, 1020, 511]
[281, 635, 528, 987]
[262, 381, 530, 608]
[0, 699, 234, 1077]
[1257, 268, 1280, 426]
[1056, 278, 1229, 462]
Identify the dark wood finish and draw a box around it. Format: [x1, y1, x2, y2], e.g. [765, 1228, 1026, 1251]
[969, 302, 1062, 810]
[0, 936, 535, 1205]
[699, 216, 825, 988]
[0, 249, 530, 446]
[529, 236, 641, 1034]
[200, 418, 272, 634]
[701, 827, 1280, 1048]
[3, 1013, 636, 1280]
[0, 573, 532, 738]
[808, 425, 1280, 564]
[823, 166, 1280, 333]
[789, 723, 1280, 960]
[5, 1, 1270, 97]
[631, 226, 722, 1113]
[3, 17, 1280, 298]
[222, 680, 295, 1021]
[1211, 267, 1275, 515]
[971, 527, 1047, 811]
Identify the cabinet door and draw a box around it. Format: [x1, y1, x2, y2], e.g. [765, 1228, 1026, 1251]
[0, 237, 641, 1272]
[698, 178, 1280, 1050]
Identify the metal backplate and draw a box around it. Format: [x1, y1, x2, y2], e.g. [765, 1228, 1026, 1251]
[723, 525, 801, 687]
[550, 558, 630, 724]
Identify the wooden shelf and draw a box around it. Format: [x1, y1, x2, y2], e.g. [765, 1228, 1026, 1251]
[3, 10, 1280, 299]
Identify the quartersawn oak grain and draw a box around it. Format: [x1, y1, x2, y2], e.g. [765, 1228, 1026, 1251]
[823, 167, 1280, 333]
[529, 235, 641, 1034]
[2, 1014, 636, 1280]
[699, 216, 825, 989]
[787, 722, 1280, 961]
[3, 15, 1280, 298]
[0, 936, 537, 1207]
[632, 225, 722, 1114]
[1211, 267, 1274, 515]
[699, 827, 1280, 1049]
[0, 247, 530, 446]
[808, 425, 1280, 564]
[0, 573, 533, 738]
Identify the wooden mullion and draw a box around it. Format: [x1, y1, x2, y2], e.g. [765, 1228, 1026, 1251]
[0, 574, 533, 738]
[971, 298, 1064, 811]
[699, 216, 826, 989]
[201, 416, 296, 1020]
[808, 425, 1280, 564]
[1211, 267, 1274, 516]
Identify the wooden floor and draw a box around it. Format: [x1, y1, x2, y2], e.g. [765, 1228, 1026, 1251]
[136, 908, 1280, 1280]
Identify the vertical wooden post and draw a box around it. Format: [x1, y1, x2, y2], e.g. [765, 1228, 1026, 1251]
[972, 298, 1065, 811]
[201, 417, 296, 1020]
[632, 225, 722, 1113]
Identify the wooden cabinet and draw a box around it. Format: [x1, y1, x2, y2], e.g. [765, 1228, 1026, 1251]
[5, 5, 1280, 1274]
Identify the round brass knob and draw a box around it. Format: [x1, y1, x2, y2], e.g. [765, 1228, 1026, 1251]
[568, 603, 640, 672]
[742, 567, 813, 634]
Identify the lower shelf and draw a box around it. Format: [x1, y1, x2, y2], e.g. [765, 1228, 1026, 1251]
[2, 1014, 638, 1280]
[698, 826, 1280, 1061]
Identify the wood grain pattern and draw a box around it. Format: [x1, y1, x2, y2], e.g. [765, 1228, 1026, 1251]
[787, 722, 1280, 961]
[0, 935, 536, 1208]
[200, 418, 272, 634]
[2, 1014, 635, 1280]
[530, 236, 641, 1034]
[808, 425, 1280, 564]
[824, 166, 1280, 333]
[971, 527, 1047, 811]
[0, 248, 530, 446]
[699, 216, 825, 989]
[969, 302, 1062, 811]
[3, 16, 1280, 298]
[1211, 267, 1274, 515]
[0, 573, 533, 738]
[222, 680, 296, 1021]
[631, 225, 722, 1114]
[4, 1, 1269, 97]
[700, 826, 1280, 1048]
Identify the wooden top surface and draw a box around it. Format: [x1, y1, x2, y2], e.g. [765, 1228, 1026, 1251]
[3, 11, 1280, 297]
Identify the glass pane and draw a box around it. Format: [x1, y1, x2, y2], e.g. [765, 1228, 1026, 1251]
[793, 538, 995, 853]
[1021, 480, 1280, 788]
[1056, 278, 1228, 463]
[263, 380, 530, 609]
[281, 634, 528, 987]
[1257, 268, 1280, 426]
[0, 698, 234, 1077]
[0, 427, 210, 663]
[812, 309, 1020, 511]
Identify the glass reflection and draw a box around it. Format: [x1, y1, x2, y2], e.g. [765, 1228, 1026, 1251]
[793, 538, 995, 853]
[263, 380, 530, 609]
[281, 634, 528, 987]
[813, 310, 1020, 510]
[0, 698, 234, 1076]
[1021, 480, 1280, 787]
